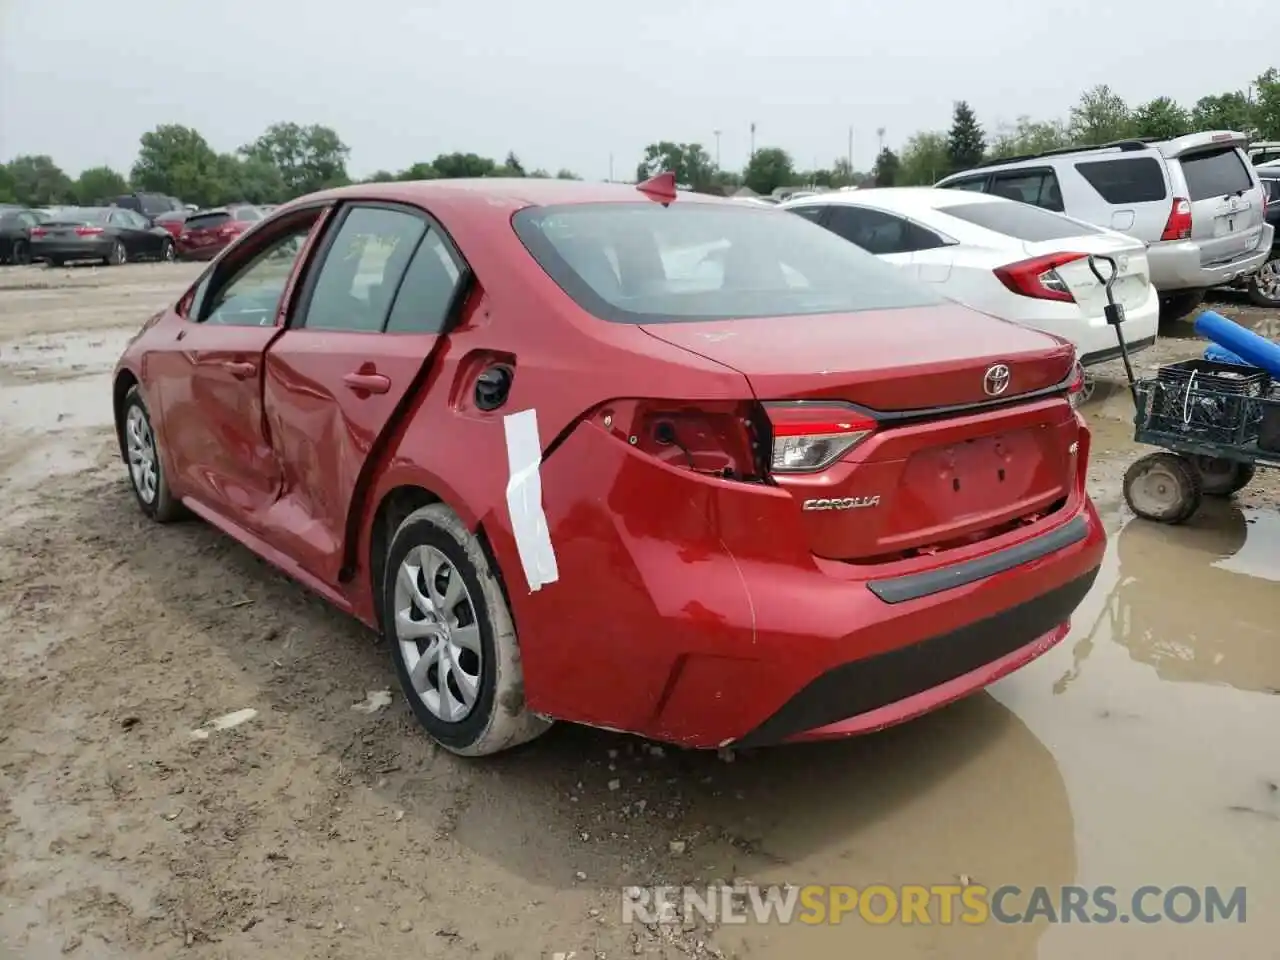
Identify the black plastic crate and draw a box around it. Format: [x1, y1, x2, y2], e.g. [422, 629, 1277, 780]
[1156, 358, 1270, 397]
[1135, 377, 1265, 446]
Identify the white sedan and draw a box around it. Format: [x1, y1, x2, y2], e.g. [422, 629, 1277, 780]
[779, 187, 1159, 369]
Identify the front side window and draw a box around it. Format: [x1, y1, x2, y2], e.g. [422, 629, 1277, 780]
[512, 201, 943, 324]
[201, 220, 318, 326]
[298, 205, 428, 332]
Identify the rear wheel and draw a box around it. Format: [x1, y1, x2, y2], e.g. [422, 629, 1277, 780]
[1158, 290, 1206, 327]
[1193, 456, 1255, 497]
[10, 239, 30, 266]
[1247, 255, 1280, 307]
[160, 238, 175, 262]
[106, 240, 127, 266]
[384, 503, 551, 757]
[1123, 452, 1202, 524]
[119, 386, 185, 522]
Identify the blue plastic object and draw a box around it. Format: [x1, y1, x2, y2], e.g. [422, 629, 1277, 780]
[1203, 344, 1254, 367]
[1194, 310, 1280, 379]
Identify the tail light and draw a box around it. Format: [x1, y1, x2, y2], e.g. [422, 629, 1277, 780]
[763, 403, 877, 473]
[30, 227, 46, 238]
[994, 252, 1084, 303]
[1067, 361, 1086, 408]
[75, 226, 103, 236]
[595, 400, 765, 480]
[1160, 198, 1193, 240]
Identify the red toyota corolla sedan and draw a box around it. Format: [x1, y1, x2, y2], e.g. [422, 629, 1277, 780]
[112, 175, 1104, 756]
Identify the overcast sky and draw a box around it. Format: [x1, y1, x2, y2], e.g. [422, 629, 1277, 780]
[1, 0, 1274, 180]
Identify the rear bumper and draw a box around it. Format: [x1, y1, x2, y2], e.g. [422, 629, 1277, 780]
[1148, 225, 1275, 292]
[176, 240, 228, 261]
[30, 239, 112, 261]
[501, 415, 1107, 749]
[1071, 290, 1159, 368]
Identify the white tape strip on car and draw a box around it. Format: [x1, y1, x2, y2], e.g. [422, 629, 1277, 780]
[503, 408, 560, 592]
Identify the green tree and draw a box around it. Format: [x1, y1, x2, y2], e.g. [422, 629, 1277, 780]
[872, 147, 900, 187]
[363, 170, 396, 183]
[742, 146, 796, 195]
[987, 116, 1070, 159]
[636, 141, 715, 191]
[555, 169, 581, 180]
[1129, 97, 1191, 140]
[73, 165, 129, 205]
[899, 132, 950, 185]
[1068, 85, 1132, 144]
[5, 155, 75, 206]
[241, 122, 350, 198]
[529, 168, 552, 178]
[219, 154, 287, 204]
[397, 162, 439, 181]
[0, 164, 15, 203]
[131, 124, 222, 205]
[501, 151, 526, 176]
[431, 152, 499, 178]
[1191, 91, 1256, 135]
[1251, 69, 1280, 139]
[946, 101, 986, 174]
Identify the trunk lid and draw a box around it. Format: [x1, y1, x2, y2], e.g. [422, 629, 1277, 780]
[1020, 233, 1152, 316]
[639, 302, 1075, 411]
[641, 304, 1079, 563]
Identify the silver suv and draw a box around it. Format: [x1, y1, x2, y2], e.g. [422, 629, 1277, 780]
[935, 131, 1273, 322]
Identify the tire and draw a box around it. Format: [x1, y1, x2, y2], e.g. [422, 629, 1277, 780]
[10, 239, 30, 266]
[160, 239, 175, 262]
[1123, 452, 1202, 524]
[1158, 290, 1206, 326]
[383, 503, 551, 756]
[1247, 255, 1280, 307]
[119, 386, 185, 522]
[106, 240, 127, 266]
[1193, 456, 1255, 497]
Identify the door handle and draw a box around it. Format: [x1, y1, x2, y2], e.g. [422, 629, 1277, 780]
[222, 360, 257, 379]
[343, 371, 391, 394]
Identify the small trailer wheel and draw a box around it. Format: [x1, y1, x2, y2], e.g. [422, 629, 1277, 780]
[1193, 456, 1255, 498]
[1123, 452, 1202, 524]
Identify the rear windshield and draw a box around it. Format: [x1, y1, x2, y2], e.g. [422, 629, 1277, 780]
[47, 208, 109, 225]
[155, 210, 187, 222]
[185, 212, 231, 230]
[231, 206, 262, 221]
[1179, 147, 1254, 201]
[511, 202, 943, 323]
[936, 200, 1101, 241]
[1075, 157, 1167, 204]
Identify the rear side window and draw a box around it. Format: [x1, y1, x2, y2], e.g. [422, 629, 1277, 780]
[384, 231, 464, 334]
[989, 170, 1064, 212]
[1075, 157, 1167, 203]
[1179, 147, 1254, 201]
[512, 202, 944, 324]
[186, 212, 231, 231]
[788, 205, 827, 223]
[1263, 178, 1280, 202]
[824, 205, 950, 255]
[937, 200, 1101, 241]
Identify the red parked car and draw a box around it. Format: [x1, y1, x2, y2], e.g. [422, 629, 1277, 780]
[153, 209, 189, 240]
[112, 176, 1104, 756]
[175, 204, 263, 260]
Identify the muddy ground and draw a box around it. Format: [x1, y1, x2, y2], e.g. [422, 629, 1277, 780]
[1, 263, 1278, 960]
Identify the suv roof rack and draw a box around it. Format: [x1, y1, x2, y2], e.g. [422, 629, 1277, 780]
[970, 138, 1159, 170]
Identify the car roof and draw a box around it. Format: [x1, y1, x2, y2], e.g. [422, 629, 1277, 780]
[783, 186, 1005, 217]
[296, 178, 738, 218]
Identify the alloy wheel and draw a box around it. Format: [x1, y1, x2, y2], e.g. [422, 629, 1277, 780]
[393, 545, 483, 723]
[1253, 257, 1280, 303]
[125, 406, 158, 504]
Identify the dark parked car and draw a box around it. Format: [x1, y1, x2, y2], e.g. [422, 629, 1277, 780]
[111, 192, 186, 222]
[30, 207, 176, 266]
[1220, 167, 1280, 306]
[0, 206, 42, 265]
[175, 205, 263, 260]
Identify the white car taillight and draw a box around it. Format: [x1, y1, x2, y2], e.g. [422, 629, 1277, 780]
[764, 403, 877, 473]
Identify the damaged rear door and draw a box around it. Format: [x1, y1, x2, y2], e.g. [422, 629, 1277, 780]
[260, 202, 467, 584]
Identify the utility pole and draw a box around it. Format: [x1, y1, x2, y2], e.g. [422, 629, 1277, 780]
[876, 127, 886, 156]
[749, 122, 756, 160]
[713, 130, 722, 169]
[608, 153, 614, 182]
[847, 126, 854, 174]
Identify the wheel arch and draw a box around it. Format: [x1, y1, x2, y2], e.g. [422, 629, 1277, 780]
[112, 367, 141, 462]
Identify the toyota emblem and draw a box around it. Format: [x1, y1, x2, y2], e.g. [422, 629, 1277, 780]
[983, 363, 1011, 397]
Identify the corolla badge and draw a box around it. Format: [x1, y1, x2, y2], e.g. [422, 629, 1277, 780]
[983, 363, 1011, 397]
[802, 496, 881, 511]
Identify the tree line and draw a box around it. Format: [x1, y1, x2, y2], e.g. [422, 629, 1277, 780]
[639, 68, 1280, 196]
[0, 121, 583, 209]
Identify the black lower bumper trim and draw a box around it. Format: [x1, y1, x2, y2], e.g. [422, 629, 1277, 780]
[734, 566, 1100, 748]
[868, 515, 1089, 605]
